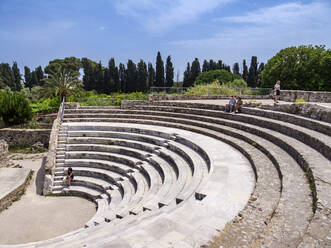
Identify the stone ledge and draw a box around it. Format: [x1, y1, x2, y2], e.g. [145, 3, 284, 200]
[0, 168, 33, 213]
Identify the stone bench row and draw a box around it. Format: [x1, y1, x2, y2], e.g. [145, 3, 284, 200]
[64, 106, 331, 161]
[53, 126, 211, 229]
[62, 111, 326, 247]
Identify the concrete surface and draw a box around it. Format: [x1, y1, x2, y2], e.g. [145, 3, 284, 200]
[0, 153, 96, 245]
[0, 168, 30, 201]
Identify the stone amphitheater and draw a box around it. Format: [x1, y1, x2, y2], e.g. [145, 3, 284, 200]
[1, 98, 331, 248]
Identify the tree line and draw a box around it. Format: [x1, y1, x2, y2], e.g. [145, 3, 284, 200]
[1, 45, 330, 93]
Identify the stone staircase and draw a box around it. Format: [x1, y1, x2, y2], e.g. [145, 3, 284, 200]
[3, 101, 330, 248]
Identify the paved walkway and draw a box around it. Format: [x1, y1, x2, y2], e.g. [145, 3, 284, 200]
[0, 154, 96, 245]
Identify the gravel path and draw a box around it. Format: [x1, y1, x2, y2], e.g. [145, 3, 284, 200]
[0, 153, 96, 245]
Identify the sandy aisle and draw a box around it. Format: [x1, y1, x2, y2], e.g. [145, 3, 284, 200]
[0, 153, 96, 245]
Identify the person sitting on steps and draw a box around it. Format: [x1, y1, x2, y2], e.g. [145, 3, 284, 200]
[234, 96, 243, 113]
[225, 95, 236, 112]
[67, 167, 74, 187]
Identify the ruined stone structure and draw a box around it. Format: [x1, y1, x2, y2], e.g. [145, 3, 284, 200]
[3, 99, 331, 248]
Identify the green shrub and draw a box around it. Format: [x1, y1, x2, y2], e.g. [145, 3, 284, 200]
[185, 81, 240, 95]
[29, 97, 61, 114]
[295, 98, 307, 103]
[0, 91, 32, 126]
[194, 69, 241, 85]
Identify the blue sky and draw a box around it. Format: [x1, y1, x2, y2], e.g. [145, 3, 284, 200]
[1, 0, 330, 78]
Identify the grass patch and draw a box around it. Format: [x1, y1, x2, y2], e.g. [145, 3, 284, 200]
[295, 98, 306, 103]
[9, 145, 47, 154]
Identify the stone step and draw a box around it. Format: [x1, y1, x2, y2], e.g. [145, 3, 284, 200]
[72, 117, 314, 246]
[63, 185, 103, 201]
[65, 151, 140, 168]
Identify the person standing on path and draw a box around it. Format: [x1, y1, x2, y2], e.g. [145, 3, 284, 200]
[274, 80, 280, 103]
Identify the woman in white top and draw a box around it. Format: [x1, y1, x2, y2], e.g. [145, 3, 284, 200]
[274, 80, 280, 103]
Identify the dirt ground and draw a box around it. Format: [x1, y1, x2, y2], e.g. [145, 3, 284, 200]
[0, 152, 96, 245]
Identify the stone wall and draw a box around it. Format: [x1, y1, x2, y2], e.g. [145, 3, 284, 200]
[279, 90, 331, 102]
[0, 129, 51, 147]
[149, 94, 270, 101]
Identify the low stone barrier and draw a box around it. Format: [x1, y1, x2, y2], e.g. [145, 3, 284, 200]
[261, 103, 331, 123]
[149, 94, 269, 101]
[280, 90, 331, 102]
[43, 101, 65, 195]
[0, 169, 33, 213]
[0, 129, 51, 147]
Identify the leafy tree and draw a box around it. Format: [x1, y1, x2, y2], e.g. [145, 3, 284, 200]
[40, 68, 80, 99]
[195, 69, 238, 85]
[155, 51, 164, 87]
[183, 63, 191, 88]
[190, 58, 201, 86]
[137, 60, 148, 92]
[247, 56, 258, 87]
[126, 60, 137, 92]
[165, 56, 174, 88]
[242, 59, 248, 82]
[0, 91, 32, 126]
[202, 60, 210, 72]
[148, 63, 155, 89]
[45, 57, 81, 78]
[232, 63, 240, 75]
[261, 45, 331, 91]
[11, 62, 22, 91]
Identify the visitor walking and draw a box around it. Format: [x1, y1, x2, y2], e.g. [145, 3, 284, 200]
[274, 80, 280, 103]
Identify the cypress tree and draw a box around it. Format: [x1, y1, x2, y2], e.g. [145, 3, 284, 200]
[0, 63, 15, 90]
[108, 58, 119, 92]
[209, 59, 217, 70]
[155, 51, 164, 87]
[148, 63, 155, 89]
[24, 66, 33, 89]
[35, 66, 44, 86]
[232, 63, 240, 75]
[11, 62, 22, 91]
[165, 56, 174, 88]
[119, 63, 126, 92]
[217, 60, 223, 70]
[247, 56, 258, 87]
[242, 59, 248, 82]
[137, 60, 148, 92]
[183, 63, 191, 88]
[126, 60, 137, 92]
[257, 62, 265, 87]
[202, 60, 210, 72]
[190, 58, 201, 86]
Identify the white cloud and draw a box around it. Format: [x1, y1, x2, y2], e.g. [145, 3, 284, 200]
[113, 0, 233, 33]
[170, 1, 331, 64]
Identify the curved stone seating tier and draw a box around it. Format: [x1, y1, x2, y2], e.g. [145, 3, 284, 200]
[140, 101, 331, 136]
[64, 107, 331, 160]
[71, 117, 314, 247]
[4, 101, 330, 248]
[62, 105, 329, 246]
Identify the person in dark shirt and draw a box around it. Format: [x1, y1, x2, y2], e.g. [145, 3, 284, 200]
[67, 167, 74, 186]
[235, 96, 243, 113]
